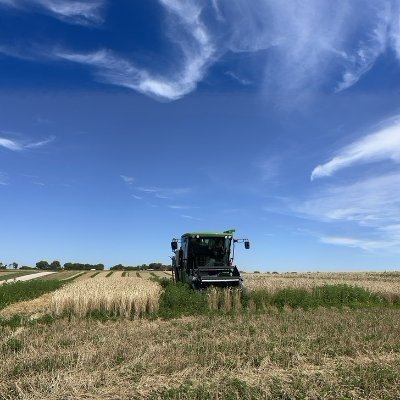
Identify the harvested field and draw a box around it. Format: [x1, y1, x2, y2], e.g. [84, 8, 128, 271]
[2, 271, 399, 399]
[136, 270, 167, 280]
[1, 308, 399, 399]
[243, 271, 400, 301]
[72, 271, 98, 281]
[50, 277, 161, 318]
[37, 271, 84, 281]
[108, 271, 123, 278]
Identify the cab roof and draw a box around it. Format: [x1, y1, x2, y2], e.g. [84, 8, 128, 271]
[182, 231, 235, 238]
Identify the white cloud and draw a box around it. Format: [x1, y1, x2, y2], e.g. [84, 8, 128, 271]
[0, 0, 104, 25]
[335, 4, 391, 92]
[319, 236, 391, 252]
[294, 172, 400, 252]
[168, 205, 195, 210]
[120, 175, 135, 185]
[301, 173, 400, 224]
[311, 117, 400, 180]
[0, 137, 23, 151]
[131, 195, 142, 200]
[53, 0, 214, 101]
[25, 135, 55, 149]
[225, 71, 253, 86]
[0, 135, 55, 151]
[2, 0, 400, 101]
[55, 47, 210, 101]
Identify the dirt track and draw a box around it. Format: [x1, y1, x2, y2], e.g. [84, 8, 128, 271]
[0, 271, 56, 285]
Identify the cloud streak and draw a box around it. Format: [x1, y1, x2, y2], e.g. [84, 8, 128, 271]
[311, 117, 400, 180]
[0, 135, 55, 151]
[120, 175, 135, 185]
[0, 0, 105, 25]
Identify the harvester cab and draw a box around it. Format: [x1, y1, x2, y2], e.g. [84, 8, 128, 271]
[170, 230, 250, 289]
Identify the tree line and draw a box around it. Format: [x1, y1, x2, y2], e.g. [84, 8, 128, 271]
[1, 261, 171, 271]
[110, 263, 171, 271]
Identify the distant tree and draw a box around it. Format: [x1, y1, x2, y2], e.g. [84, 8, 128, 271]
[36, 260, 50, 270]
[12, 262, 18, 270]
[64, 262, 104, 270]
[50, 260, 62, 270]
[0, 262, 6, 270]
[19, 266, 35, 270]
[253, 271, 260, 274]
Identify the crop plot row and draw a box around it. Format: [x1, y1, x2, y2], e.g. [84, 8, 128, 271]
[50, 277, 161, 318]
[243, 272, 400, 301]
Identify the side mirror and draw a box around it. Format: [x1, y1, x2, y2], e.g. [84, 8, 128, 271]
[171, 241, 178, 251]
[244, 241, 250, 249]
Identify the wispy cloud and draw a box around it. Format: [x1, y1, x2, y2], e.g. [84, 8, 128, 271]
[319, 235, 392, 252]
[256, 157, 280, 183]
[311, 116, 400, 180]
[131, 195, 142, 200]
[0, 0, 105, 25]
[120, 175, 135, 185]
[136, 186, 190, 200]
[294, 172, 400, 252]
[2, 0, 400, 101]
[25, 135, 55, 149]
[180, 214, 202, 221]
[0, 135, 55, 151]
[292, 114, 400, 252]
[52, 0, 214, 101]
[0, 137, 23, 151]
[168, 205, 196, 210]
[225, 71, 253, 86]
[335, 4, 391, 92]
[0, 172, 9, 185]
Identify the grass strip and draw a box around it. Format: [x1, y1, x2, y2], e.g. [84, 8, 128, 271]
[106, 271, 114, 277]
[156, 280, 398, 320]
[244, 284, 396, 310]
[0, 280, 64, 310]
[90, 272, 101, 278]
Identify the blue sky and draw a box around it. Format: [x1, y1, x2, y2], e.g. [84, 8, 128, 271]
[1, 0, 400, 271]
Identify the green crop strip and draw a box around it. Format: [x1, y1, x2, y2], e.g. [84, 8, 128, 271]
[0, 280, 64, 311]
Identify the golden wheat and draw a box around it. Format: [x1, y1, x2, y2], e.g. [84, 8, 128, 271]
[50, 277, 161, 318]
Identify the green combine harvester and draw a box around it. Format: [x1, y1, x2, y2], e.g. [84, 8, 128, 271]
[170, 230, 250, 289]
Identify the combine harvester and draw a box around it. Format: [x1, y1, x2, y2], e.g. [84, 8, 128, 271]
[171, 230, 250, 289]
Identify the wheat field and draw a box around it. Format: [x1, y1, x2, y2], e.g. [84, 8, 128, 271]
[50, 277, 162, 318]
[243, 272, 400, 301]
